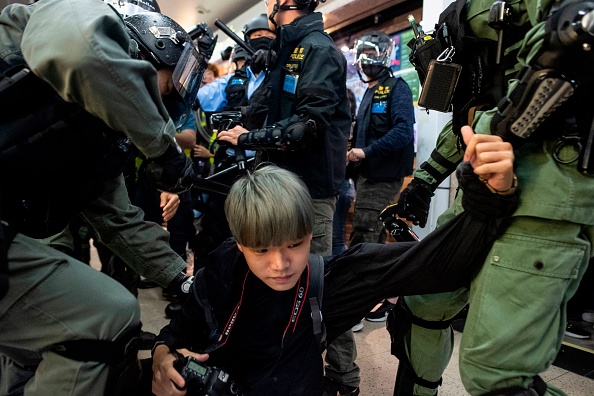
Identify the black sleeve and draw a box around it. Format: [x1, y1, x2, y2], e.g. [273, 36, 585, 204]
[155, 279, 211, 352]
[322, 163, 518, 342]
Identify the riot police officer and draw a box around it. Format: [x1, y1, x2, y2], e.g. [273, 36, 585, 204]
[0, 2, 212, 394]
[391, 0, 594, 394]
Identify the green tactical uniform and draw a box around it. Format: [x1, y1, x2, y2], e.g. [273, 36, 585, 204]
[401, 0, 594, 394]
[0, 0, 187, 394]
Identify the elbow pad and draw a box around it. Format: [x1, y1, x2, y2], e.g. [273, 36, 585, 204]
[491, 1, 593, 148]
[238, 117, 318, 150]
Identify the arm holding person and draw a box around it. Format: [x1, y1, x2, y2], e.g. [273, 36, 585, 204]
[150, 123, 516, 394]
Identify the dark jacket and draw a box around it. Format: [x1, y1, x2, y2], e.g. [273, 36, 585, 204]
[155, 166, 521, 394]
[224, 65, 249, 111]
[157, 238, 324, 395]
[353, 74, 415, 181]
[261, 12, 351, 199]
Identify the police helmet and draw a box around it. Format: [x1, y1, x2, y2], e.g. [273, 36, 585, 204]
[103, 0, 160, 18]
[242, 14, 273, 42]
[353, 31, 394, 68]
[125, 12, 207, 127]
[292, 0, 326, 11]
[125, 12, 191, 68]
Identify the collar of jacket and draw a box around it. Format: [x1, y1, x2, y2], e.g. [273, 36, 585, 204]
[273, 12, 324, 51]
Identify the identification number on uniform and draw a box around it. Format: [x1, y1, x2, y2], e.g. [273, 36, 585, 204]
[283, 75, 298, 94]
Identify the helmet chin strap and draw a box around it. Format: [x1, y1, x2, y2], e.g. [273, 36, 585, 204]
[269, 0, 309, 30]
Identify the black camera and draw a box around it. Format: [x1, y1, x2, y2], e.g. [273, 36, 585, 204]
[173, 354, 239, 395]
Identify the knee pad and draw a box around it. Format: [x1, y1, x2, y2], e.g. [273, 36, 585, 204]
[51, 324, 142, 396]
[389, 299, 453, 395]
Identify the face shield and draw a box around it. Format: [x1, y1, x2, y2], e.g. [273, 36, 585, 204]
[353, 38, 394, 68]
[165, 42, 206, 128]
[173, 42, 205, 109]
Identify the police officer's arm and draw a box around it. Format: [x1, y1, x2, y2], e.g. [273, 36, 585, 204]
[20, 0, 177, 159]
[396, 121, 464, 227]
[80, 175, 187, 288]
[219, 42, 346, 149]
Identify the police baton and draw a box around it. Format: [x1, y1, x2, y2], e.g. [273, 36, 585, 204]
[214, 19, 256, 56]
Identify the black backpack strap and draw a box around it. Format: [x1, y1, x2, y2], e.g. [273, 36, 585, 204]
[308, 254, 326, 348]
[192, 268, 223, 353]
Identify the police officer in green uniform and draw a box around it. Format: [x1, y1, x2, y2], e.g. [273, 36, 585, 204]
[0, 1, 210, 394]
[391, 0, 594, 395]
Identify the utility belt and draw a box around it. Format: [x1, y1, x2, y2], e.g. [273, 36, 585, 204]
[0, 61, 133, 238]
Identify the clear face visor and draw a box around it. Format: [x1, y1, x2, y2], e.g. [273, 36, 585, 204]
[165, 42, 206, 128]
[172, 42, 206, 110]
[353, 39, 394, 68]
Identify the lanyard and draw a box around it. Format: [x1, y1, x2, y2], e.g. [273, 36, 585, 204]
[206, 264, 310, 353]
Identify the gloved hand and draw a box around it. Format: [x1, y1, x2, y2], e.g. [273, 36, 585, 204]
[395, 178, 434, 228]
[250, 49, 277, 74]
[145, 144, 195, 193]
[167, 272, 195, 295]
[193, 22, 217, 60]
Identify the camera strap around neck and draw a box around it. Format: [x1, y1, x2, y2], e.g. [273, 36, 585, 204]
[203, 264, 310, 354]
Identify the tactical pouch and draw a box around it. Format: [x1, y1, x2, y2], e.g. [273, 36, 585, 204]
[407, 37, 445, 85]
[418, 60, 462, 112]
[408, 20, 463, 112]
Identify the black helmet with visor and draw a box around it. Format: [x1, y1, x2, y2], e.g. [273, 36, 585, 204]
[125, 12, 207, 127]
[353, 31, 394, 82]
[353, 31, 394, 68]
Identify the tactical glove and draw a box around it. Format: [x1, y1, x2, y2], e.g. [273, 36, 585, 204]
[250, 49, 277, 74]
[395, 178, 434, 228]
[193, 22, 217, 60]
[167, 271, 195, 295]
[145, 144, 195, 193]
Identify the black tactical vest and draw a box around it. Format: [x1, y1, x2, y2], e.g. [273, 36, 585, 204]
[356, 75, 415, 181]
[0, 61, 132, 238]
[224, 66, 249, 111]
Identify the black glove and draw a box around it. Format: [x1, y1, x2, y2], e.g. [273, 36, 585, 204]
[145, 144, 195, 193]
[167, 272, 195, 295]
[193, 22, 217, 60]
[250, 49, 276, 74]
[395, 178, 434, 228]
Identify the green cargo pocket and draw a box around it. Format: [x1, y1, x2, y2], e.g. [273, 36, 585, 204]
[488, 234, 584, 279]
[312, 218, 328, 239]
